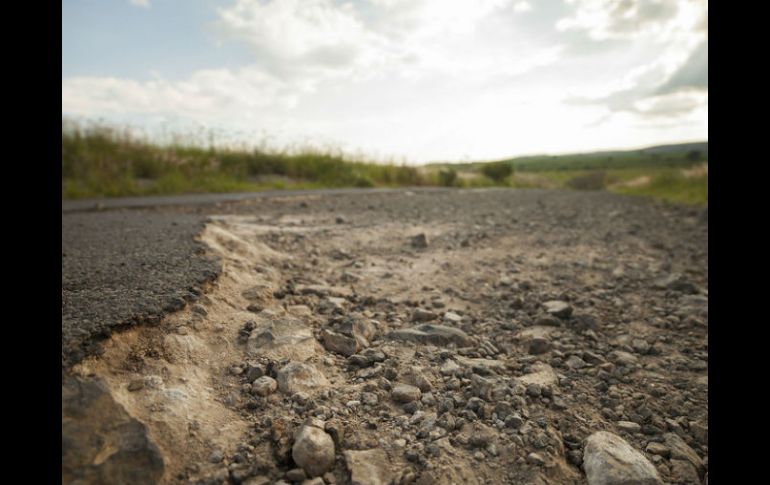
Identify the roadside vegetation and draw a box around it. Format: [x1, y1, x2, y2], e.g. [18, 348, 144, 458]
[433, 144, 708, 206]
[62, 120, 427, 198]
[62, 119, 707, 205]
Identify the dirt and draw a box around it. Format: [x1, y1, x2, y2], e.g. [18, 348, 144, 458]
[681, 164, 708, 179]
[511, 172, 563, 190]
[65, 189, 708, 485]
[608, 175, 652, 190]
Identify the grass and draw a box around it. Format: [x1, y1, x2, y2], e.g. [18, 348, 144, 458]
[62, 120, 428, 198]
[610, 169, 708, 206]
[61, 119, 707, 206]
[506, 166, 707, 205]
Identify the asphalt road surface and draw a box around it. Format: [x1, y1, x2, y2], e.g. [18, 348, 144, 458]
[61, 188, 440, 369]
[61, 209, 220, 368]
[61, 187, 451, 213]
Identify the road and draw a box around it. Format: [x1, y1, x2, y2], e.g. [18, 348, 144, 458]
[62, 187, 707, 485]
[61, 188, 449, 368]
[61, 187, 453, 213]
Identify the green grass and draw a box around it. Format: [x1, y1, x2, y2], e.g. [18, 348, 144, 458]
[610, 169, 708, 206]
[61, 120, 428, 198]
[61, 119, 707, 206]
[504, 166, 708, 206]
[430, 142, 707, 173]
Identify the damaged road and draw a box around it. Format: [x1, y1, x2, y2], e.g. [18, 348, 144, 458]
[62, 188, 708, 485]
[62, 209, 220, 369]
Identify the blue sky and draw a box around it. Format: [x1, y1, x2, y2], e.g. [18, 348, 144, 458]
[62, 0, 708, 163]
[62, 0, 253, 81]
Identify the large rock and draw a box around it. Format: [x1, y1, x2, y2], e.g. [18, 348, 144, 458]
[247, 318, 317, 360]
[609, 350, 638, 367]
[348, 348, 387, 368]
[518, 362, 559, 388]
[571, 313, 599, 331]
[455, 356, 506, 374]
[411, 233, 429, 249]
[663, 433, 705, 479]
[543, 300, 573, 318]
[344, 449, 394, 485]
[528, 336, 551, 355]
[583, 431, 662, 485]
[443, 311, 463, 324]
[252, 376, 278, 396]
[440, 359, 461, 375]
[392, 383, 422, 403]
[669, 459, 701, 484]
[385, 324, 472, 347]
[412, 308, 438, 322]
[62, 376, 164, 485]
[652, 274, 698, 294]
[276, 362, 329, 394]
[401, 367, 433, 392]
[292, 424, 335, 477]
[321, 329, 359, 356]
[336, 317, 377, 348]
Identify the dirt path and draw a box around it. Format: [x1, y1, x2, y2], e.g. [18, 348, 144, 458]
[63, 189, 707, 485]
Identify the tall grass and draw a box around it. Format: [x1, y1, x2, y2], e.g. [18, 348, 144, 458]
[62, 120, 428, 198]
[61, 119, 708, 206]
[610, 170, 708, 206]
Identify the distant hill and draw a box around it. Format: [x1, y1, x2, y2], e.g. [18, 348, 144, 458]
[640, 142, 708, 154]
[428, 141, 708, 172]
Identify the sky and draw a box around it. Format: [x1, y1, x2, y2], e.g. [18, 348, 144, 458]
[62, 0, 708, 164]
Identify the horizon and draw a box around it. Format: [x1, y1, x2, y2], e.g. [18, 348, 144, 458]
[61, 115, 707, 166]
[62, 0, 708, 165]
[425, 139, 708, 165]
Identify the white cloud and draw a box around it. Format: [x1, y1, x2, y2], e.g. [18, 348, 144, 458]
[556, 0, 702, 41]
[129, 0, 150, 8]
[565, 47, 706, 119]
[514, 1, 532, 13]
[215, 0, 374, 72]
[558, 0, 707, 120]
[62, 67, 300, 121]
[656, 40, 707, 94]
[213, 0, 535, 84]
[632, 90, 707, 117]
[63, 0, 707, 162]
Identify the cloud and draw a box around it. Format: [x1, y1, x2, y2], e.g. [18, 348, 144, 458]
[212, 0, 539, 83]
[556, 0, 688, 41]
[514, 1, 532, 13]
[129, 0, 150, 8]
[560, 0, 707, 118]
[632, 90, 707, 117]
[64, 0, 566, 160]
[62, 66, 301, 121]
[566, 40, 706, 119]
[656, 40, 707, 94]
[63, 0, 707, 161]
[214, 0, 375, 76]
